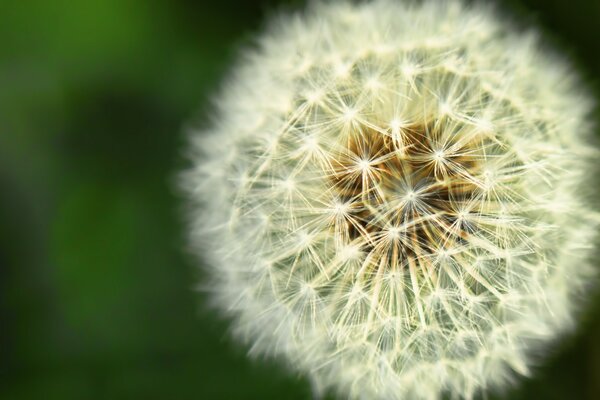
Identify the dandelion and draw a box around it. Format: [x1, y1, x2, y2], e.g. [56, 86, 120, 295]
[183, 1, 599, 399]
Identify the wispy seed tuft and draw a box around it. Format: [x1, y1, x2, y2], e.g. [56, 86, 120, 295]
[182, 1, 599, 399]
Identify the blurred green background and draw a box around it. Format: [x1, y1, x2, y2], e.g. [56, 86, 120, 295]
[1, 0, 599, 399]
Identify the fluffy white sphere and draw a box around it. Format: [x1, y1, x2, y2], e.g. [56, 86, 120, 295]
[183, 1, 599, 398]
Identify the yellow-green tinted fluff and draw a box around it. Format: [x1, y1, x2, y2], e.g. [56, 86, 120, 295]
[183, 1, 599, 399]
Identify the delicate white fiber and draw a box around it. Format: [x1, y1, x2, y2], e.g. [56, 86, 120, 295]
[183, 1, 599, 399]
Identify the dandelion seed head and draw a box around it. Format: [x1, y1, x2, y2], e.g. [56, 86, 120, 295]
[183, 1, 599, 399]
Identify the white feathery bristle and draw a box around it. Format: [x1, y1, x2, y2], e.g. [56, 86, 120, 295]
[182, 1, 599, 399]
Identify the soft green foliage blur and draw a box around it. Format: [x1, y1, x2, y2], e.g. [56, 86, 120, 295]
[0, 1, 599, 399]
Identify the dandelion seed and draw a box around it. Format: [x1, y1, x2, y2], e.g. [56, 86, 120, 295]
[182, 1, 599, 399]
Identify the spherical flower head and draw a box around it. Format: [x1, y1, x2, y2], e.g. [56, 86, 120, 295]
[183, 1, 599, 399]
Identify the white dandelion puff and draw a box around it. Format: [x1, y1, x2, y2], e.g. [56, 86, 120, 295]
[182, 1, 599, 399]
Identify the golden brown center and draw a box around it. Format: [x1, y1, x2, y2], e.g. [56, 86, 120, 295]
[330, 122, 484, 266]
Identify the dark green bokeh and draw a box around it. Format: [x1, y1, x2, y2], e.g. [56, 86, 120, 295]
[1, 1, 599, 399]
